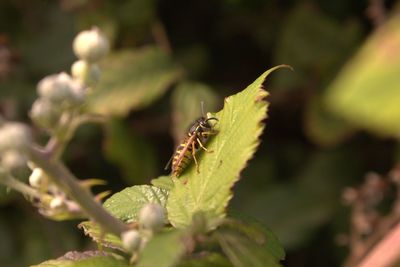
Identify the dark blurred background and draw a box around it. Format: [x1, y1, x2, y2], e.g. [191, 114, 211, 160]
[1, 0, 399, 266]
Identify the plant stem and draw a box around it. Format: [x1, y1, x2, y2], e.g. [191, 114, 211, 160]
[28, 146, 128, 236]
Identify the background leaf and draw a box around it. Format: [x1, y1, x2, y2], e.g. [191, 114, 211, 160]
[222, 217, 285, 262]
[171, 81, 219, 144]
[324, 11, 400, 137]
[272, 4, 360, 90]
[104, 119, 157, 184]
[103, 185, 168, 223]
[232, 148, 361, 249]
[31, 251, 129, 267]
[214, 228, 281, 267]
[88, 46, 181, 116]
[304, 96, 354, 146]
[166, 66, 289, 228]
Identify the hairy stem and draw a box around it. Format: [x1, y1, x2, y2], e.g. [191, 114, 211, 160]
[28, 146, 128, 236]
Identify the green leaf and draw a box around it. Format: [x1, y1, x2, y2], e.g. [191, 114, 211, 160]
[137, 229, 186, 267]
[31, 251, 129, 267]
[324, 12, 400, 137]
[234, 148, 359, 249]
[214, 228, 281, 267]
[166, 66, 289, 228]
[171, 81, 219, 143]
[151, 176, 174, 191]
[273, 4, 360, 89]
[222, 217, 285, 262]
[304, 95, 354, 146]
[103, 185, 168, 223]
[78, 221, 124, 251]
[88, 46, 181, 116]
[104, 119, 156, 184]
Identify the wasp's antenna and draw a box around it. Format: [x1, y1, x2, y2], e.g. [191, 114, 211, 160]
[200, 101, 205, 117]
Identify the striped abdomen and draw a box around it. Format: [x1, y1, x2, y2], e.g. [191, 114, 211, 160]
[171, 133, 204, 177]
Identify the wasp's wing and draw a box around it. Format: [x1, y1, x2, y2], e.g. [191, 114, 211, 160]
[164, 154, 174, 171]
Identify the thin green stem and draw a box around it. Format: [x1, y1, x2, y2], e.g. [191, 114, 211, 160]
[28, 146, 128, 236]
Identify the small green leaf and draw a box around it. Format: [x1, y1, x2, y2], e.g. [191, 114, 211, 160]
[324, 12, 400, 137]
[214, 228, 281, 267]
[78, 221, 124, 251]
[151, 176, 174, 191]
[137, 229, 186, 267]
[103, 185, 168, 222]
[31, 251, 129, 267]
[166, 66, 290, 228]
[104, 119, 157, 184]
[88, 46, 181, 116]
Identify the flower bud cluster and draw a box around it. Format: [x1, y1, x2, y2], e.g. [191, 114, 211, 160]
[71, 27, 108, 87]
[30, 27, 109, 132]
[31, 73, 86, 131]
[27, 166, 85, 220]
[121, 203, 166, 256]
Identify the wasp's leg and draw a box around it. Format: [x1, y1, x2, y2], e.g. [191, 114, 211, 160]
[202, 130, 218, 137]
[191, 142, 200, 173]
[196, 137, 213, 153]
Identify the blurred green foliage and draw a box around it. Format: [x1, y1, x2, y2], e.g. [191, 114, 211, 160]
[0, 0, 399, 266]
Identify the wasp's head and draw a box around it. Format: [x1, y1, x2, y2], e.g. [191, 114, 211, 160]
[200, 117, 218, 129]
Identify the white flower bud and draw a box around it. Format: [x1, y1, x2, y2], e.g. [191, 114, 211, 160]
[73, 28, 109, 62]
[68, 79, 86, 104]
[1, 150, 26, 172]
[71, 60, 101, 86]
[30, 99, 61, 130]
[29, 168, 47, 188]
[50, 196, 65, 209]
[121, 230, 142, 252]
[38, 73, 86, 107]
[0, 123, 32, 153]
[37, 73, 75, 104]
[139, 203, 166, 231]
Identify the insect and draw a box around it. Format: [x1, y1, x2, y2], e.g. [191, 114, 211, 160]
[166, 115, 219, 177]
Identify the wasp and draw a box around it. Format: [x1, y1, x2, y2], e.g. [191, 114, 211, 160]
[166, 115, 218, 177]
